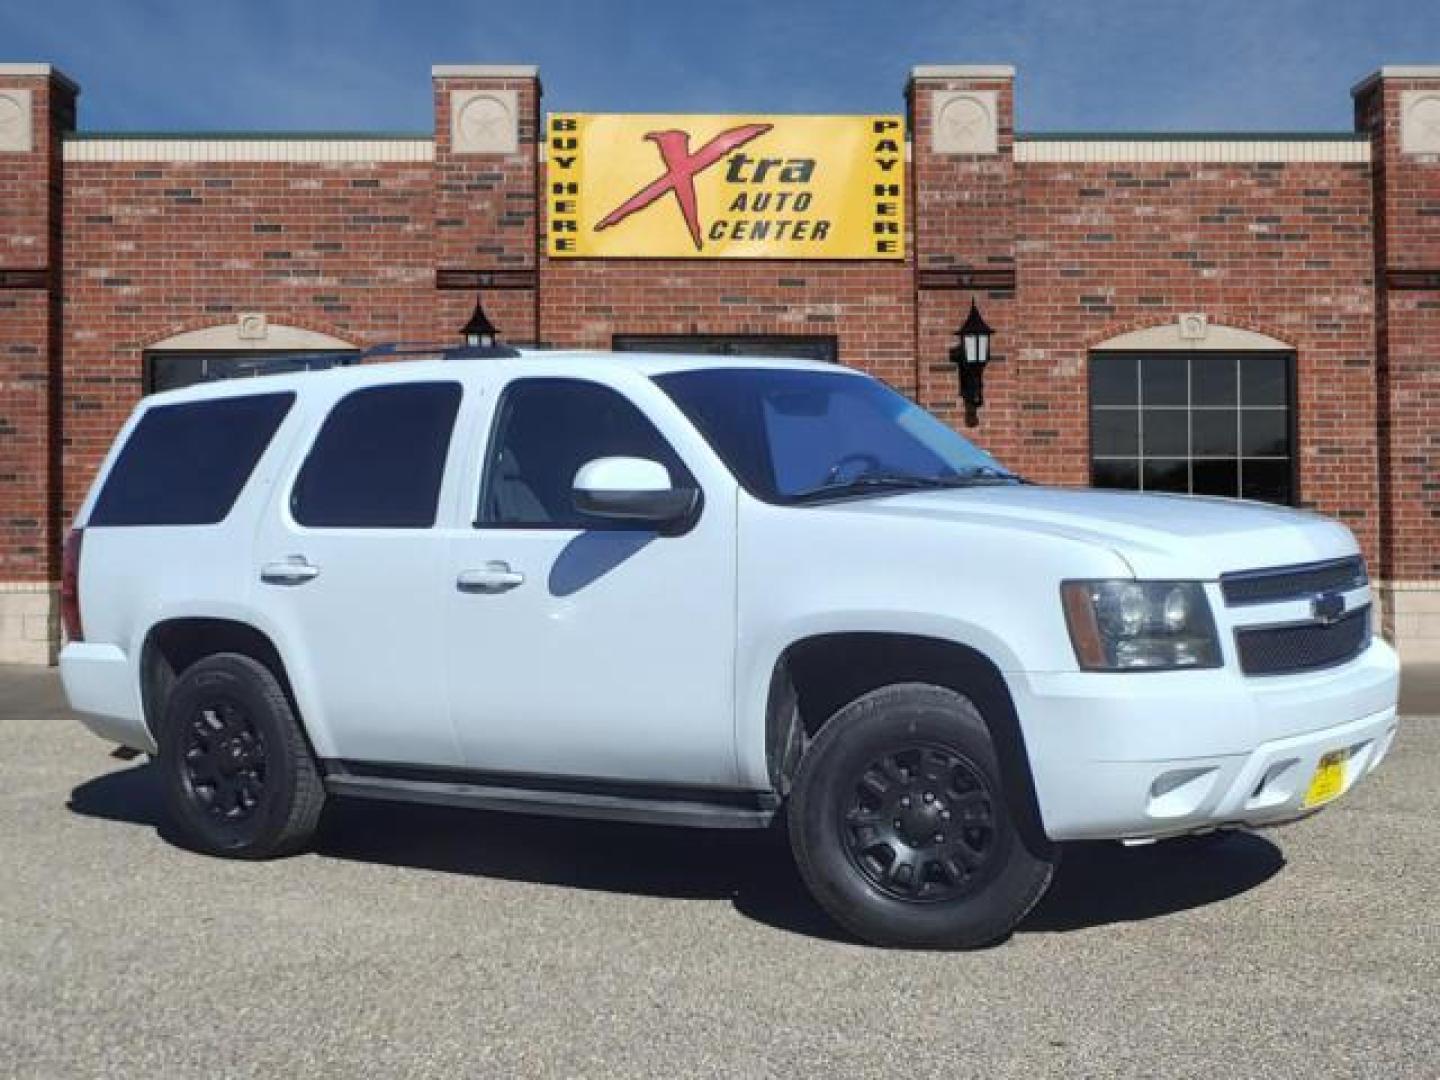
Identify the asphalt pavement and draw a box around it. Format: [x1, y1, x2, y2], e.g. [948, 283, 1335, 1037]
[2, 664, 1437, 1078]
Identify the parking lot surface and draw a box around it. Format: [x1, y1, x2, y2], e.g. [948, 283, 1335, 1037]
[2, 665, 1437, 1078]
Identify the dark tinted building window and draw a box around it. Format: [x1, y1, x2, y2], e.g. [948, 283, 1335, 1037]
[292, 382, 462, 528]
[479, 379, 690, 529]
[145, 350, 357, 393]
[1090, 352, 1295, 505]
[90, 392, 294, 526]
[614, 334, 837, 364]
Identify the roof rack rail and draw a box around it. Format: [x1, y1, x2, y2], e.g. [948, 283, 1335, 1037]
[362, 341, 522, 360]
[198, 351, 360, 382]
[194, 340, 533, 384]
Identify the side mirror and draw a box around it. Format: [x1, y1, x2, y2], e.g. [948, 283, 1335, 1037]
[572, 456, 699, 531]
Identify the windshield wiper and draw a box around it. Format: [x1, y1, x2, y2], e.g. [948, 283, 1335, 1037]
[948, 465, 1027, 484]
[788, 469, 1020, 504]
[790, 475, 943, 503]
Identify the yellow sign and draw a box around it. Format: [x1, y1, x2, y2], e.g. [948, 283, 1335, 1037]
[547, 113, 905, 260]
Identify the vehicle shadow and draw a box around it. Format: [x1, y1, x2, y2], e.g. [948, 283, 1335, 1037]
[68, 762, 1286, 945]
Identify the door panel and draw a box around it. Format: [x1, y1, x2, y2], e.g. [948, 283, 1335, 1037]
[255, 381, 468, 767]
[259, 530, 458, 765]
[445, 376, 739, 786]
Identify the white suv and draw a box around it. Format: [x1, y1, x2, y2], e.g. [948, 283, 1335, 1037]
[59, 347, 1400, 948]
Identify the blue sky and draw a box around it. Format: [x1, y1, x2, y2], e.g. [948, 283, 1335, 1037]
[3, 0, 1437, 133]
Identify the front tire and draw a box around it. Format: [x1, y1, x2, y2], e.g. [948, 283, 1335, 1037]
[788, 682, 1056, 949]
[158, 652, 325, 859]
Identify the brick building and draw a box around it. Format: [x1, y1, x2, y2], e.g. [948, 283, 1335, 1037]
[1, 61, 1437, 663]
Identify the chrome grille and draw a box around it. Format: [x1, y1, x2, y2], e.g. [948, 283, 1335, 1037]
[1234, 605, 1371, 676]
[1220, 557, 1367, 606]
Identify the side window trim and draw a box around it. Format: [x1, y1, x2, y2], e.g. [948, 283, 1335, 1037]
[439, 374, 495, 533]
[474, 381, 520, 529]
[474, 376, 701, 531]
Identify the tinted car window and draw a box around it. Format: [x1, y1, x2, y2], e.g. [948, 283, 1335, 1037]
[479, 378, 690, 529]
[90, 392, 294, 526]
[291, 382, 462, 528]
[655, 368, 1006, 503]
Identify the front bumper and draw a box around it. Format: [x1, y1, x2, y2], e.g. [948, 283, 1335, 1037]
[1010, 638, 1401, 841]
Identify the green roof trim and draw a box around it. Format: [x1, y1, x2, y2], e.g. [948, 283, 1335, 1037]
[1018, 131, 1369, 142]
[65, 131, 432, 141]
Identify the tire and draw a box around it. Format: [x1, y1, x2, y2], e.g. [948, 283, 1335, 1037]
[788, 682, 1056, 949]
[158, 652, 325, 859]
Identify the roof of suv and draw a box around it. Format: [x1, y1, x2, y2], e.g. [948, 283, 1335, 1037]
[145, 348, 857, 406]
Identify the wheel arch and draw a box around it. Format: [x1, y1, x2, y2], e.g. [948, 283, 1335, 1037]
[764, 631, 1048, 852]
[140, 617, 310, 751]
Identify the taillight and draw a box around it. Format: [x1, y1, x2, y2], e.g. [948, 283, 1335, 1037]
[61, 527, 83, 643]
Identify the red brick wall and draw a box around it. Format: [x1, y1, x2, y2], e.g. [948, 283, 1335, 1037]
[1357, 75, 1440, 583]
[910, 73, 1018, 435]
[3, 62, 1433, 605]
[0, 289, 54, 579]
[55, 71, 545, 526]
[432, 74, 541, 342]
[0, 72, 73, 584]
[911, 76, 1016, 277]
[538, 256, 916, 391]
[909, 74, 1380, 573]
[60, 157, 440, 517]
[1010, 156, 1379, 559]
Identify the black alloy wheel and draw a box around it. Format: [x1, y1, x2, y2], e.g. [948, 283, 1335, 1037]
[840, 743, 999, 902]
[180, 699, 268, 824]
[159, 652, 325, 859]
[788, 682, 1057, 949]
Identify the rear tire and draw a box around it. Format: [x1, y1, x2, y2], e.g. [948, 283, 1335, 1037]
[158, 652, 325, 859]
[788, 682, 1056, 949]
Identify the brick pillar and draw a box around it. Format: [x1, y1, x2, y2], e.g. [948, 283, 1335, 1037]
[907, 66, 1020, 451]
[0, 64, 75, 663]
[1354, 66, 1440, 660]
[430, 65, 541, 346]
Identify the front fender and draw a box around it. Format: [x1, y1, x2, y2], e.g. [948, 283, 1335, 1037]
[732, 497, 1131, 789]
[733, 610, 1025, 790]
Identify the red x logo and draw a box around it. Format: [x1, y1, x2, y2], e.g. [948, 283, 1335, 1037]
[595, 123, 773, 251]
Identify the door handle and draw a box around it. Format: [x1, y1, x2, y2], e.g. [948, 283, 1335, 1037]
[457, 562, 525, 594]
[260, 557, 321, 585]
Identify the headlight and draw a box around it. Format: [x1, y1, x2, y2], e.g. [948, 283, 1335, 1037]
[1061, 580, 1221, 671]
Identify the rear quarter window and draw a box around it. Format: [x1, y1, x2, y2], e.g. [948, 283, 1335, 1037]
[290, 382, 462, 529]
[90, 392, 295, 527]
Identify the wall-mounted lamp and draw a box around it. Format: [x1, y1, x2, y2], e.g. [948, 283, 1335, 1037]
[949, 300, 994, 427]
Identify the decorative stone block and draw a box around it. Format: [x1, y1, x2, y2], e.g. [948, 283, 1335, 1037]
[0, 87, 33, 153]
[451, 88, 519, 155]
[1178, 313, 1208, 340]
[237, 312, 268, 341]
[1375, 583, 1440, 663]
[0, 585, 56, 664]
[932, 90, 998, 155]
[1400, 90, 1440, 155]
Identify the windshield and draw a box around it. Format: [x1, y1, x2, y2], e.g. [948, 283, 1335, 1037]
[653, 368, 1017, 504]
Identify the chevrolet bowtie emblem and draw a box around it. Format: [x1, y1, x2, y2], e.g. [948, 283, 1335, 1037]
[1312, 592, 1346, 625]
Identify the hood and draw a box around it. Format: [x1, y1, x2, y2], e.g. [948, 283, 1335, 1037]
[818, 485, 1359, 580]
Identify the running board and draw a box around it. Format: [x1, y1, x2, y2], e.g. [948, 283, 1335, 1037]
[322, 761, 779, 830]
